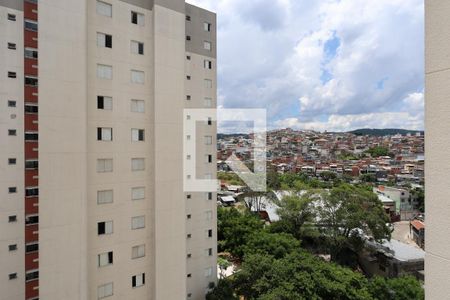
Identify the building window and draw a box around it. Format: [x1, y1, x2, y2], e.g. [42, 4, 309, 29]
[186, 35, 191, 41]
[186, 95, 191, 100]
[187, 253, 192, 258]
[207, 117, 212, 125]
[204, 60, 212, 69]
[131, 129, 145, 142]
[98, 251, 113, 267]
[187, 273, 192, 278]
[187, 234, 192, 239]
[131, 99, 144, 113]
[9, 244, 17, 251]
[8, 100, 16, 107]
[25, 187, 39, 197]
[132, 273, 145, 288]
[25, 132, 38, 141]
[131, 158, 145, 171]
[205, 136, 212, 145]
[98, 282, 113, 299]
[24, 19, 38, 31]
[204, 98, 212, 107]
[186, 55, 191, 60]
[25, 104, 38, 113]
[25, 76, 38, 86]
[131, 11, 144, 26]
[8, 71, 17, 78]
[97, 190, 113, 204]
[97, 159, 113, 173]
[25, 215, 38, 225]
[186, 75, 191, 80]
[205, 210, 213, 220]
[25, 160, 38, 170]
[207, 192, 213, 200]
[186, 15, 191, 21]
[187, 214, 191, 219]
[98, 221, 113, 235]
[131, 70, 144, 84]
[207, 229, 213, 238]
[8, 215, 17, 223]
[204, 267, 213, 277]
[97, 127, 112, 141]
[131, 40, 144, 55]
[206, 154, 212, 163]
[8, 187, 17, 193]
[24, 47, 38, 59]
[96, 1, 112, 17]
[97, 64, 112, 80]
[8, 158, 16, 165]
[204, 41, 212, 51]
[131, 216, 145, 229]
[25, 270, 39, 282]
[7, 13, 16, 21]
[97, 32, 112, 48]
[131, 187, 145, 200]
[8, 43, 16, 50]
[97, 96, 112, 110]
[204, 22, 212, 32]
[205, 79, 212, 88]
[206, 248, 213, 256]
[9, 273, 17, 280]
[187, 194, 191, 199]
[25, 242, 38, 253]
[131, 244, 145, 259]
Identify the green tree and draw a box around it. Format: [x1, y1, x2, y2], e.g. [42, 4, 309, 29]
[206, 279, 237, 300]
[217, 207, 263, 258]
[365, 146, 390, 158]
[368, 276, 424, 300]
[360, 173, 377, 183]
[243, 231, 301, 259]
[321, 171, 338, 181]
[233, 252, 373, 300]
[267, 171, 281, 190]
[318, 184, 391, 261]
[275, 192, 317, 239]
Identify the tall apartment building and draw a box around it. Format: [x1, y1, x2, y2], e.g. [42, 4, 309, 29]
[0, 0, 217, 299]
[426, 1, 450, 298]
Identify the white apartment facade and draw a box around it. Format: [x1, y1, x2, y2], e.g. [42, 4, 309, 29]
[0, 0, 217, 299]
[426, 1, 450, 298]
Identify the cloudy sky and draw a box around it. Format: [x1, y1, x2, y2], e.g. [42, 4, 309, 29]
[187, 0, 424, 132]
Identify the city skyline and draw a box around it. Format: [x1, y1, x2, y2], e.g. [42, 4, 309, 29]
[188, 0, 424, 133]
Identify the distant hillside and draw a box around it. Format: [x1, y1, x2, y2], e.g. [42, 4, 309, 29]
[348, 128, 424, 136]
[217, 133, 250, 139]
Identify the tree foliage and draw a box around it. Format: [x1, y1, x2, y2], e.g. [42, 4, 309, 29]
[317, 184, 391, 259]
[368, 276, 424, 300]
[365, 146, 390, 158]
[275, 192, 318, 239]
[217, 207, 264, 258]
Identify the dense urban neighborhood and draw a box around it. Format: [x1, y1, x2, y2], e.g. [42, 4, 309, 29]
[210, 129, 425, 299]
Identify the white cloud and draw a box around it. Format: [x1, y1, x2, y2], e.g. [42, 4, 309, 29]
[275, 111, 423, 132]
[187, 0, 424, 131]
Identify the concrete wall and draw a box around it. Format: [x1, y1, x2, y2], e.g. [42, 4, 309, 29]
[0, 5, 25, 300]
[425, 1, 450, 298]
[152, 2, 187, 299]
[39, 0, 88, 299]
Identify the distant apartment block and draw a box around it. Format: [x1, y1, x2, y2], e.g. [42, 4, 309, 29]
[0, 0, 217, 299]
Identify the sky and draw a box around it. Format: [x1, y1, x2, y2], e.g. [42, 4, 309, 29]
[187, 0, 424, 133]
